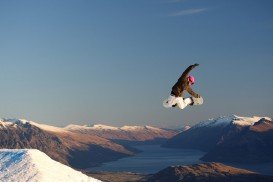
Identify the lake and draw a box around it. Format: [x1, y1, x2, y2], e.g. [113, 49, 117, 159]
[89, 145, 205, 174]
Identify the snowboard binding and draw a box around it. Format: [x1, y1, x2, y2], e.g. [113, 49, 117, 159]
[191, 96, 204, 106]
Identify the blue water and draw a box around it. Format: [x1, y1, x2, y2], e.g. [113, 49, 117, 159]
[89, 145, 205, 174]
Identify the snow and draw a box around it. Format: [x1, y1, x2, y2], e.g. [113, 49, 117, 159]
[66, 123, 163, 132]
[120, 125, 162, 131]
[0, 118, 68, 133]
[30, 121, 67, 133]
[120, 126, 144, 131]
[91, 124, 119, 130]
[65, 124, 120, 131]
[144, 125, 163, 131]
[184, 125, 191, 131]
[0, 149, 101, 182]
[1, 118, 164, 134]
[232, 115, 271, 126]
[193, 115, 271, 128]
[65, 124, 89, 130]
[88, 124, 162, 132]
[66, 124, 124, 131]
[88, 124, 162, 131]
[0, 118, 30, 130]
[194, 116, 234, 128]
[0, 118, 26, 128]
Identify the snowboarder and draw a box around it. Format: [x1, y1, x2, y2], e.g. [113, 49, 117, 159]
[163, 63, 203, 110]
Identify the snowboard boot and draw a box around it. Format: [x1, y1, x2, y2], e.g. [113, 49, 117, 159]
[191, 96, 204, 106]
[189, 97, 194, 106]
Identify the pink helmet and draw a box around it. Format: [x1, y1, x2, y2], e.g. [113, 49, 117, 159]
[188, 75, 195, 85]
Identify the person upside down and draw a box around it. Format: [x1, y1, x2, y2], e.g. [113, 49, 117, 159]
[163, 63, 203, 110]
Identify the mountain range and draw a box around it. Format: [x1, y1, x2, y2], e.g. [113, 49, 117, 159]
[163, 115, 273, 163]
[66, 124, 178, 146]
[1, 115, 273, 181]
[0, 118, 176, 169]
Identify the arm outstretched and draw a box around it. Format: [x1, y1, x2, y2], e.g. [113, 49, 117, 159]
[180, 63, 199, 80]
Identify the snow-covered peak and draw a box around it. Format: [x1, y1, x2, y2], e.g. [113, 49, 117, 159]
[66, 124, 121, 131]
[232, 115, 271, 126]
[144, 125, 164, 131]
[0, 149, 101, 182]
[194, 115, 271, 128]
[0, 118, 28, 125]
[66, 123, 165, 132]
[0, 118, 66, 133]
[31, 121, 66, 133]
[184, 125, 191, 131]
[1, 118, 165, 133]
[0, 118, 32, 129]
[65, 124, 90, 130]
[91, 124, 120, 130]
[194, 115, 236, 128]
[120, 125, 144, 131]
[120, 125, 161, 131]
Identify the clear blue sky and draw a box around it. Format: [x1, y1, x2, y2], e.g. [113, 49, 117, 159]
[0, 0, 272, 128]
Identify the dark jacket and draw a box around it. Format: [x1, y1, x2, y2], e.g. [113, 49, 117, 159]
[171, 64, 199, 98]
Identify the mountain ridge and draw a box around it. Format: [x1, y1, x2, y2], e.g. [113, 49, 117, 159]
[147, 162, 273, 182]
[0, 118, 177, 169]
[163, 115, 273, 163]
[0, 118, 134, 169]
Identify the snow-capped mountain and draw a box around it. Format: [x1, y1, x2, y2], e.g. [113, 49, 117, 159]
[0, 149, 101, 182]
[201, 117, 273, 163]
[0, 118, 67, 133]
[0, 118, 177, 170]
[192, 115, 271, 128]
[0, 118, 70, 165]
[164, 115, 270, 150]
[66, 123, 172, 132]
[0, 118, 134, 169]
[163, 115, 273, 163]
[65, 123, 178, 142]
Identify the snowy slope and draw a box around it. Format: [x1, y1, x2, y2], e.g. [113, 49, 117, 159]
[0, 149, 101, 182]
